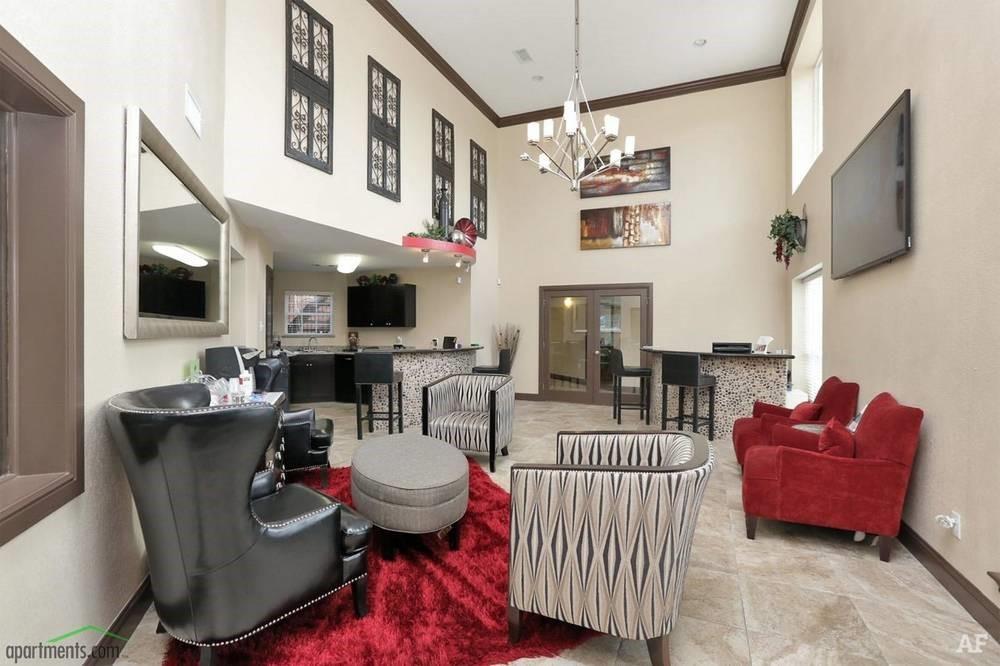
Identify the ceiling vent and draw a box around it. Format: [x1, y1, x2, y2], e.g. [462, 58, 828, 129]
[513, 48, 534, 64]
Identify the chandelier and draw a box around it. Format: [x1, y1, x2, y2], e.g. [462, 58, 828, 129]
[519, 0, 636, 191]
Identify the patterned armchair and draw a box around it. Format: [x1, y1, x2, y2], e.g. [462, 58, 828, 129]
[508, 431, 715, 665]
[422, 373, 514, 472]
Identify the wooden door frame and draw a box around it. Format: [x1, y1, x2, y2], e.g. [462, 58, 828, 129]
[538, 283, 653, 404]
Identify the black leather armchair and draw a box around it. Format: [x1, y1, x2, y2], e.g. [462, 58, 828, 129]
[106, 383, 371, 664]
[280, 408, 334, 472]
[254, 355, 289, 394]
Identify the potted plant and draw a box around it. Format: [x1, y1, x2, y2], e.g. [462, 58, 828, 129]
[768, 210, 806, 268]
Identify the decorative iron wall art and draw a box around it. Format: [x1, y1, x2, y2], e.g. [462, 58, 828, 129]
[470, 140, 487, 238]
[432, 109, 454, 228]
[285, 0, 333, 173]
[368, 57, 400, 200]
[580, 202, 671, 250]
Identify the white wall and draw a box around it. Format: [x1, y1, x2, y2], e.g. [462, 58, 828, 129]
[784, 0, 1000, 604]
[224, 0, 501, 360]
[0, 0, 271, 652]
[496, 78, 789, 394]
[272, 268, 471, 349]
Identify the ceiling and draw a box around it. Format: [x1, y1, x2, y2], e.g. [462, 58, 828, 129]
[230, 200, 472, 272]
[390, 0, 800, 117]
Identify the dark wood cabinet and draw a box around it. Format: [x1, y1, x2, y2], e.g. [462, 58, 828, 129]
[347, 284, 416, 328]
[334, 354, 357, 402]
[289, 354, 336, 403]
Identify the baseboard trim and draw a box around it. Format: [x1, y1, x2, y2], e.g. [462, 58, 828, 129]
[899, 522, 1000, 642]
[514, 392, 544, 401]
[84, 575, 152, 666]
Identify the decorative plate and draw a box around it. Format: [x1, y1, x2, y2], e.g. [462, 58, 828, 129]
[452, 217, 478, 247]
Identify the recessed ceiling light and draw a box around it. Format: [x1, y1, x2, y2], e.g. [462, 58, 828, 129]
[337, 254, 362, 274]
[152, 243, 207, 267]
[531, 75, 544, 82]
[513, 48, 534, 64]
[693, 38, 707, 47]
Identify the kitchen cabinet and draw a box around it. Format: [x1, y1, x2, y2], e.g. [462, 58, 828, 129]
[289, 354, 335, 403]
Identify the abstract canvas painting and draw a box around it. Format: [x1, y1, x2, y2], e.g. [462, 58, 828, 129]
[579, 146, 670, 198]
[580, 203, 671, 250]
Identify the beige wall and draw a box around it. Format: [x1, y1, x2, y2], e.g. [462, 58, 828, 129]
[224, 0, 501, 360]
[784, 0, 1000, 603]
[0, 0, 271, 652]
[272, 268, 471, 349]
[497, 78, 790, 394]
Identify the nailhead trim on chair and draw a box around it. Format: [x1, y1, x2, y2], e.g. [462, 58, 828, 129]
[164, 574, 368, 648]
[250, 502, 338, 528]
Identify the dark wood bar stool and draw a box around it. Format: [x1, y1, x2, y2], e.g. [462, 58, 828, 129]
[355, 352, 404, 439]
[609, 348, 652, 425]
[472, 348, 512, 375]
[660, 352, 716, 440]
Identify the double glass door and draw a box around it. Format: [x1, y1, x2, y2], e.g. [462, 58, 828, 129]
[540, 284, 651, 404]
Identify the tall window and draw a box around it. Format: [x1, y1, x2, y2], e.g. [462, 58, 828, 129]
[790, 0, 823, 190]
[285, 291, 333, 336]
[470, 140, 487, 238]
[0, 112, 7, 477]
[431, 110, 454, 228]
[793, 267, 823, 398]
[367, 57, 400, 201]
[285, 0, 333, 173]
[812, 52, 824, 159]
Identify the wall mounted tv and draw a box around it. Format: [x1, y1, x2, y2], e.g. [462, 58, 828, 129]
[831, 89, 911, 279]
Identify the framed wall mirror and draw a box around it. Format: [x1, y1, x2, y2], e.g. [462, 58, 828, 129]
[124, 106, 230, 339]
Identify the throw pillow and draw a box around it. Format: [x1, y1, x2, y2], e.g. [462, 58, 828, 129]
[790, 401, 822, 421]
[818, 419, 855, 458]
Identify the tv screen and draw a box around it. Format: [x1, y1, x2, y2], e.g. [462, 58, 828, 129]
[831, 89, 911, 279]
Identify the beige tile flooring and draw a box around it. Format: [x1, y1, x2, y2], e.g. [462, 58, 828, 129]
[121, 400, 999, 665]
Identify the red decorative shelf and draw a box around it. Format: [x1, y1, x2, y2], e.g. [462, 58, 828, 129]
[401, 236, 476, 262]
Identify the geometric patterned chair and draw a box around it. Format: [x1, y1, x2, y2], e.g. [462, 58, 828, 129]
[508, 431, 715, 665]
[422, 373, 514, 472]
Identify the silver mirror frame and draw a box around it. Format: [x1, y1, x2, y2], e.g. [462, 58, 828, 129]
[123, 106, 230, 339]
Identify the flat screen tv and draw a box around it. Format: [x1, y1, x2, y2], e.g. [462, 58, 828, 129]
[831, 89, 911, 279]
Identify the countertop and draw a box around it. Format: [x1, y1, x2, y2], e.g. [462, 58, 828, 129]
[641, 346, 794, 360]
[283, 345, 482, 356]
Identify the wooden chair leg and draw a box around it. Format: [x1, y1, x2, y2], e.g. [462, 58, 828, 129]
[449, 520, 462, 550]
[355, 385, 364, 440]
[388, 383, 394, 434]
[507, 606, 523, 644]
[155, 621, 166, 634]
[879, 535, 893, 562]
[692, 388, 700, 434]
[661, 384, 668, 430]
[352, 577, 368, 618]
[708, 386, 716, 440]
[645, 377, 651, 425]
[199, 646, 215, 665]
[646, 634, 670, 666]
[746, 514, 758, 540]
[381, 529, 397, 560]
[397, 382, 404, 432]
[677, 386, 685, 429]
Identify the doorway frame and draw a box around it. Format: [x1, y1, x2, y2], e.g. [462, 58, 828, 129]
[538, 282, 653, 404]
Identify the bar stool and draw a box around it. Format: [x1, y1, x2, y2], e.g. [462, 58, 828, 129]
[609, 348, 652, 425]
[355, 352, 404, 439]
[660, 352, 716, 439]
[472, 349, 512, 375]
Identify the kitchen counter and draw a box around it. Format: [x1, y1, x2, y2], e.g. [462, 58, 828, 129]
[285, 345, 482, 355]
[640, 346, 794, 359]
[641, 347, 794, 439]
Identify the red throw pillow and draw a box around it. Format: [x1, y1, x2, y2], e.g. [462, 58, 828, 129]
[789, 401, 822, 421]
[818, 419, 855, 458]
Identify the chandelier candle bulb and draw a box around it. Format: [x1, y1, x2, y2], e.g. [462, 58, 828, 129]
[542, 118, 554, 139]
[603, 114, 619, 139]
[538, 154, 551, 172]
[625, 135, 636, 157]
[527, 122, 540, 145]
[577, 156, 586, 173]
[610, 148, 622, 167]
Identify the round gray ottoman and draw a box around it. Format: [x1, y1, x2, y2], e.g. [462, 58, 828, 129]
[351, 432, 469, 557]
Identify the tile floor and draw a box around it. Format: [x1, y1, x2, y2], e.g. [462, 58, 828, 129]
[121, 400, 999, 665]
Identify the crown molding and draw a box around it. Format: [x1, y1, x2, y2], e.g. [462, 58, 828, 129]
[369, 0, 809, 129]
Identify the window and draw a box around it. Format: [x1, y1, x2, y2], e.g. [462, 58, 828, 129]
[0, 26, 85, 545]
[470, 140, 487, 238]
[367, 57, 400, 201]
[285, 291, 333, 336]
[792, 266, 823, 398]
[790, 0, 823, 191]
[285, 0, 333, 173]
[431, 109, 454, 228]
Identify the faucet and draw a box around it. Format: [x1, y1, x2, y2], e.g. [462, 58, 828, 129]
[306, 336, 318, 351]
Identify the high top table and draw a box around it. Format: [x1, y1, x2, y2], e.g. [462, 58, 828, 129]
[640, 347, 794, 440]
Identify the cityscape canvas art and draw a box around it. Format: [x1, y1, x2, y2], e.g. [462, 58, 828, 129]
[579, 146, 670, 198]
[580, 203, 671, 250]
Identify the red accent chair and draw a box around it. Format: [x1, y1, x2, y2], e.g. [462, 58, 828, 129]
[742, 392, 924, 561]
[732, 376, 859, 465]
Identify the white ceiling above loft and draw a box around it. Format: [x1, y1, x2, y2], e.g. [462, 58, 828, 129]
[389, 0, 799, 117]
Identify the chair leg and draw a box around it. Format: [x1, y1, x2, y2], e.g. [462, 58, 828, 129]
[501, 445, 509, 456]
[155, 621, 165, 634]
[367, 389, 374, 433]
[879, 535, 893, 562]
[616, 377, 623, 425]
[646, 635, 670, 666]
[708, 386, 716, 441]
[381, 529, 397, 560]
[397, 381, 404, 433]
[612, 375, 618, 420]
[645, 377, 651, 425]
[745, 514, 758, 540]
[449, 520, 462, 550]
[355, 385, 364, 440]
[507, 606, 523, 644]
[199, 646, 215, 666]
[678, 386, 685, 429]
[692, 388, 700, 434]
[388, 383, 394, 434]
[661, 384, 667, 430]
[352, 577, 368, 618]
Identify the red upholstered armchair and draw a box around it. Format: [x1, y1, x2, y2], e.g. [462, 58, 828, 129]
[742, 392, 924, 561]
[732, 376, 859, 465]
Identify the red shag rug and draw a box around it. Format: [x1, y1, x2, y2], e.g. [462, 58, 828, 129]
[164, 462, 590, 665]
